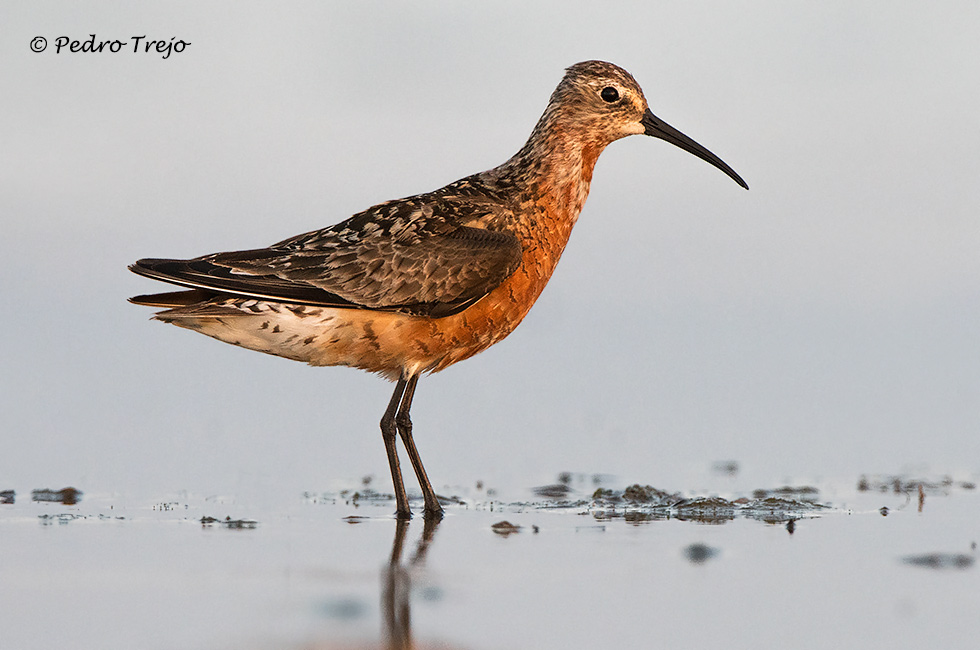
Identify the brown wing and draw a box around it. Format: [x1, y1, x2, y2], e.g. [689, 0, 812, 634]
[130, 175, 523, 316]
[130, 227, 522, 317]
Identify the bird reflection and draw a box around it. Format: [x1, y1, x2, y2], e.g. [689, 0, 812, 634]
[382, 517, 440, 650]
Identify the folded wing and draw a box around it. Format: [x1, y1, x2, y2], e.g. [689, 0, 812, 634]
[130, 225, 522, 317]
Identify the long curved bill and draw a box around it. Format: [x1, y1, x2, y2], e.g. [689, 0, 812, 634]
[641, 109, 748, 190]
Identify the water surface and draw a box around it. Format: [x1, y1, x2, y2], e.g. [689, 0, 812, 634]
[2, 473, 976, 650]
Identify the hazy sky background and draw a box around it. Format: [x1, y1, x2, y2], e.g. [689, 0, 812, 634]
[2, 2, 978, 499]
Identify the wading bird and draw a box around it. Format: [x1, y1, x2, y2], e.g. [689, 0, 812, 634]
[130, 61, 747, 520]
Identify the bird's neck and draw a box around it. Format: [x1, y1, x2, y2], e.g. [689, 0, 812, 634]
[497, 115, 608, 230]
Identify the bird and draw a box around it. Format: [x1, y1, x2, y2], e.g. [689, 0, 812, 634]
[129, 60, 747, 520]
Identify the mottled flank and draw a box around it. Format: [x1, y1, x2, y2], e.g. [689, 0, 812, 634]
[129, 61, 746, 519]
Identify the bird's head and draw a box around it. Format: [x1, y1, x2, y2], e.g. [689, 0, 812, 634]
[555, 60, 748, 189]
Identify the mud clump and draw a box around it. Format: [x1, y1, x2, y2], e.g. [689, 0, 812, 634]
[533, 484, 572, 499]
[200, 515, 258, 529]
[752, 486, 820, 501]
[593, 488, 828, 527]
[491, 521, 521, 536]
[32, 487, 82, 505]
[592, 484, 679, 506]
[592, 487, 618, 501]
[623, 484, 678, 504]
[348, 488, 393, 503]
[673, 496, 738, 523]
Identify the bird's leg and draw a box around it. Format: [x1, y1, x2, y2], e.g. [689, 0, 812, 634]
[381, 378, 412, 519]
[395, 375, 444, 520]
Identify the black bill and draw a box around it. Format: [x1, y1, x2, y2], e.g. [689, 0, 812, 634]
[641, 109, 748, 190]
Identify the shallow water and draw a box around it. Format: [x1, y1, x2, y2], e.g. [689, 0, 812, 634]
[1, 474, 976, 650]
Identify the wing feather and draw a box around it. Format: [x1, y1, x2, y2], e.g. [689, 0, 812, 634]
[130, 182, 523, 317]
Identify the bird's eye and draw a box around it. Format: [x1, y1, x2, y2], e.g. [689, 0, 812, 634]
[600, 86, 620, 103]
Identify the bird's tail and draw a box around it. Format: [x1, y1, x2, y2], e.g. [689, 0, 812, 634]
[128, 289, 214, 308]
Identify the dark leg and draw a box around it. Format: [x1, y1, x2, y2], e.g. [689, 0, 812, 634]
[381, 379, 412, 519]
[394, 374, 444, 520]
